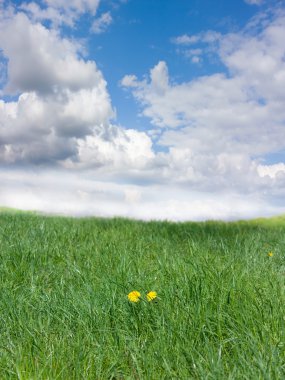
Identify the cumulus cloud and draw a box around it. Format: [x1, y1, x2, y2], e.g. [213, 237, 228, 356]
[123, 10, 285, 150]
[63, 125, 154, 170]
[44, 0, 99, 14]
[0, 1, 285, 221]
[258, 163, 285, 178]
[171, 30, 221, 62]
[0, 7, 153, 169]
[0, 13, 103, 95]
[150, 61, 169, 95]
[91, 11, 112, 34]
[20, 0, 100, 26]
[122, 8, 285, 196]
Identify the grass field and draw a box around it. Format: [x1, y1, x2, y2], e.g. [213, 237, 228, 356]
[0, 211, 285, 379]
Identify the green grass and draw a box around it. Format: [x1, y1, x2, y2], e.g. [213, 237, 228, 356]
[0, 212, 284, 379]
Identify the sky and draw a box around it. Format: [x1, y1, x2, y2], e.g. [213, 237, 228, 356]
[0, 0, 285, 221]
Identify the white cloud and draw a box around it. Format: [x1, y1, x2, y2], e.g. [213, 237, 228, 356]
[0, 9, 153, 169]
[258, 163, 285, 178]
[191, 56, 200, 64]
[172, 31, 221, 46]
[244, 0, 263, 5]
[150, 61, 169, 94]
[1, 169, 284, 221]
[121, 9, 285, 197]
[120, 74, 141, 88]
[171, 30, 224, 64]
[0, 2, 285, 221]
[64, 125, 154, 169]
[44, 0, 100, 14]
[186, 48, 203, 56]
[0, 13, 103, 95]
[184, 49, 203, 63]
[123, 10, 285, 156]
[91, 11, 112, 34]
[19, 2, 73, 26]
[20, 0, 100, 26]
[172, 34, 200, 45]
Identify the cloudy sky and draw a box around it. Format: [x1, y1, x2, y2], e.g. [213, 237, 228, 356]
[0, 0, 285, 221]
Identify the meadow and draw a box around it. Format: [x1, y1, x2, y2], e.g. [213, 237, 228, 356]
[0, 210, 284, 379]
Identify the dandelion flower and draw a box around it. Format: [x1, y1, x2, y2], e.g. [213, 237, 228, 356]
[147, 291, 157, 302]
[268, 252, 273, 257]
[128, 291, 141, 303]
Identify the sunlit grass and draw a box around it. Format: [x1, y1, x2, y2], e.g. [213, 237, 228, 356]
[0, 212, 284, 378]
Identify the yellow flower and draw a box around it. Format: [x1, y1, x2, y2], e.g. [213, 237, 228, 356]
[268, 252, 273, 257]
[147, 291, 157, 302]
[128, 291, 141, 303]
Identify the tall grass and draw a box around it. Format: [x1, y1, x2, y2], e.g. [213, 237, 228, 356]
[0, 212, 284, 379]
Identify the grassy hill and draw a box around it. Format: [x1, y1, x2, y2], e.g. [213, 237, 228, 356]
[0, 211, 284, 379]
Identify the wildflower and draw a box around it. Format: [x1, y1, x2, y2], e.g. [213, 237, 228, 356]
[147, 291, 157, 302]
[128, 291, 141, 303]
[268, 252, 273, 257]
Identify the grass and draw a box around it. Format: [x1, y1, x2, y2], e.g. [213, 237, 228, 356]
[0, 211, 284, 379]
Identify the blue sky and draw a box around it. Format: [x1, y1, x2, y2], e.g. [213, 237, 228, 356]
[87, 0, 269, 134]
[0, 0, 285, 220]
